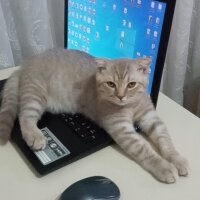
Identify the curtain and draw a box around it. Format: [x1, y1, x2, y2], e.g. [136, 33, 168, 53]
[0, 0, 64, 68]
[0, 0, 200, 116]
[161, 0, 200, 116]
[161, 0, 194, 104]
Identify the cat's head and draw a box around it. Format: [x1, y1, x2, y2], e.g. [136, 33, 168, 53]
[95, 58, 151, 106]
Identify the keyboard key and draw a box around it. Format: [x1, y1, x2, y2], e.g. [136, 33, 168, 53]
[60, 113, 104, 143]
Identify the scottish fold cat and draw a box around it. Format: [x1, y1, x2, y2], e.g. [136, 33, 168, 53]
[0, 49, 188, 183]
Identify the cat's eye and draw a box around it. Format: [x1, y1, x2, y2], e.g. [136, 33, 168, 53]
[107, 81, 116, 88]
[127, 82, 136, 88]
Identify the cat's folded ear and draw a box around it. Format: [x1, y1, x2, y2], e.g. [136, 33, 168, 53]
[136, 58, 152, 75]
[95, 59, 107, 73]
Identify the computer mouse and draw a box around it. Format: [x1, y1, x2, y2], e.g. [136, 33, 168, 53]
[60, 176, 120, 200]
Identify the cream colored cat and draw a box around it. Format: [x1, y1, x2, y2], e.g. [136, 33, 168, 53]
[0, 48, 188, 183]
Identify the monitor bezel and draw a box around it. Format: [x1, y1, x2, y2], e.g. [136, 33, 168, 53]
[64, 0, 176, 106]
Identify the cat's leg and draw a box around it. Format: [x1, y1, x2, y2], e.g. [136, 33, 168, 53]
[102, 117, 178, 183]
[19, 88, 48, 150]
[138, 109, 189, 177]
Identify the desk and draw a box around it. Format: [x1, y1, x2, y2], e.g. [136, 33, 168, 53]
[0, 67, 200, 200]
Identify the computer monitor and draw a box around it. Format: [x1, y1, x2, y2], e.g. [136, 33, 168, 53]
[65, 0, 176, 105]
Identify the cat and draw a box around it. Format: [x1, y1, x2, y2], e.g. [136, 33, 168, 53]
[0, 48, 188, 183]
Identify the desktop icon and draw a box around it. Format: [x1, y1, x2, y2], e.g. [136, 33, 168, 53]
[113, 4, 117, 11]
[128, 22, 132, 28]
[151, 1, 155, 9]
[121, 31, 125, 38]
[154, 31, 158, 38]
[158, 3, 162, 10]
[151, 43, 156, 50]
[147, 28, 151, 35]
[124, 7, 128, 14]
[123, 19, 127, 26]
[156, 17, 160, 25]
[149, 15, 153, 23]
[92, 19, 95, 26]
[137, 0, 142, 5]
[105, 25, 110, 32]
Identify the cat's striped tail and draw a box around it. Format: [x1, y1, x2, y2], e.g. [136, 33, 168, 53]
[0, 70, 20, 145]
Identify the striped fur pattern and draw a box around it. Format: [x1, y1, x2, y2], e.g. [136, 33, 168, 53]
[0, 49, 188, 183]
[0, 70, 20, 144]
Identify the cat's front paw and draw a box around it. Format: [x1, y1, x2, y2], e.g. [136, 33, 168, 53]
[152, 159, 178, 184]
[168, 155, 189, 177]
[23, 131, 47, 150]
[156, 164, 178, 184]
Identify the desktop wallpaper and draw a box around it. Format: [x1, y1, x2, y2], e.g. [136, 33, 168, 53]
[67, 0, 166, 93]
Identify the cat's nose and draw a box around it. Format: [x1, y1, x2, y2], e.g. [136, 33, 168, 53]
[117, 95, 125, 100]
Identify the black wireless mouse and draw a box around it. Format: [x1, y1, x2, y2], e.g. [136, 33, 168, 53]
[60, 176, 120, 200]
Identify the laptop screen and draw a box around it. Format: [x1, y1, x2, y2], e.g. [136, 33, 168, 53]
[66, 0, 168, 96]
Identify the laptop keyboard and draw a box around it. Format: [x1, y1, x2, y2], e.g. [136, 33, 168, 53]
[60, 113, 104, 143]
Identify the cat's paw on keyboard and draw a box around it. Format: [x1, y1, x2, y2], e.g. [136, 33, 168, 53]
[23, 131, 47, 150]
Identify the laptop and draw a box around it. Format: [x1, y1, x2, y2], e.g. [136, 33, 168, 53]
[0, 0, 176, 175]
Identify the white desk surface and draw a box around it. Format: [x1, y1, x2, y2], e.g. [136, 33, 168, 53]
[0, 67, 200, 200]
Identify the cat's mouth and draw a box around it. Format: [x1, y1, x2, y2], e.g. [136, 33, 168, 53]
[100, 96, 129, 106]
[115, 100, 128, 106]
[108, 98, 129, 106]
